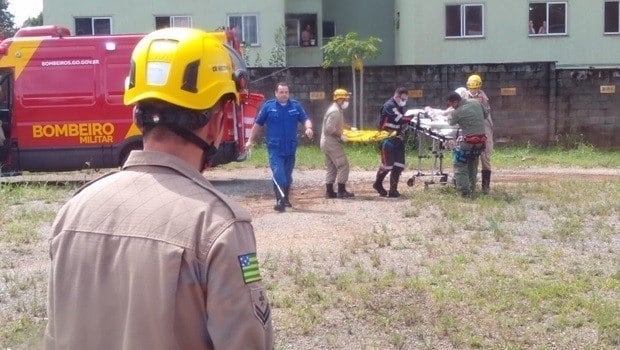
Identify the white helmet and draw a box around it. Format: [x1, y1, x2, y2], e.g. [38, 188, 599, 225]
[454, 87, 467, 98]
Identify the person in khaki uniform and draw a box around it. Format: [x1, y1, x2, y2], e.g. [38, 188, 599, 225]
[44, 28, 273, 349]
[320, 88, 354, 198]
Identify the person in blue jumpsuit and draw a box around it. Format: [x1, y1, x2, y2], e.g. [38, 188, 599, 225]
[246, 82, 313, 212]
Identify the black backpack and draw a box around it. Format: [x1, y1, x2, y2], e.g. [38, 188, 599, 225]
[377, 105, 386, 130]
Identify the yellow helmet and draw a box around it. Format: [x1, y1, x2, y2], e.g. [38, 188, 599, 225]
[333, 88, 350, 101]
[124, 27, 240, 110]
[466, 74, 482, 89]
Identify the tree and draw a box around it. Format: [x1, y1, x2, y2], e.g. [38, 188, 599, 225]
[241, 42, 251, 66]
[253, 51, 263, 67]
[22, 13, 43, 28]
[268, 25, 286, 67]
[0, 0, 15, 38]
[322, 32, 381, 129]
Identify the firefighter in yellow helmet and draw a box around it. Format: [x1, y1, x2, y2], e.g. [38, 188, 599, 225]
[320, 88, 354, 198]
[464, 74, 493, 194]
[45, 28, 273, 349]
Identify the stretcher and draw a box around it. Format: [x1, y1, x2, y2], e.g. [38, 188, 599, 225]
[404, 108, 460, 187]
[342, 129, 393, 143]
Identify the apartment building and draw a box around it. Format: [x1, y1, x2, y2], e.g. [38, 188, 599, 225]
[42, 0, 619, 68]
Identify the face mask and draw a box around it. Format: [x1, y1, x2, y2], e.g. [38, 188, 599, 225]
[398, 99, 407, 107]
[341, 101, 349, 110]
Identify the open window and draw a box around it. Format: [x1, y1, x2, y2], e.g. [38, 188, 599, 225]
[322, 21, 335, 45]
[285, 14, 318, 47]
[155, 16, 192, 29]
[445, 4, 484, 38]
[528, 2, 567, 35]
[228, 14, 259, 46]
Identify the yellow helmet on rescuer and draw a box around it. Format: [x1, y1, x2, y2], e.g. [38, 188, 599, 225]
[124, 27, 239, 110]
[466, 74, 483, 89]
[333, 88, 350, 101]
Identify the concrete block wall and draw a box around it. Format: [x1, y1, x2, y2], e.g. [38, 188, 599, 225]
[248, 63, 619, 148]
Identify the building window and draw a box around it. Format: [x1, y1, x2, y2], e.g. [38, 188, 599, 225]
[323, 21, 336, 40]
[285, 19, 299, 46]
[155, 16, 192, 29]
[228, 14, 259, 46]
[75, 17, 111, 36]
[285, 14, 317, 47]
[445, 4, 484, 38]
[322, 20, 335, 43]
[605, 1, 620, 33]
[528, 2, 567, 35]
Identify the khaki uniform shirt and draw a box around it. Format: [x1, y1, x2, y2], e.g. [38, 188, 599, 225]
[45, 151, 273, 349]
[465, 89, 493, 136]
[320, 103, 343, 147]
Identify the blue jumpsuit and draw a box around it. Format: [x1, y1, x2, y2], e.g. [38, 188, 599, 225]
[373, 98, 411, 197]
[255, 98, 309, 188]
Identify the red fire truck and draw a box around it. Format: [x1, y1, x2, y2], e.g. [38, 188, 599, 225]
[0, 25, 262, 174]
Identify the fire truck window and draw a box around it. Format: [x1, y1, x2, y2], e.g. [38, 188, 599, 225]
[104, 43, 138, 105]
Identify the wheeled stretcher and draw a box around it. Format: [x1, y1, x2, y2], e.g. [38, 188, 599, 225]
[404, 108, 460, 187]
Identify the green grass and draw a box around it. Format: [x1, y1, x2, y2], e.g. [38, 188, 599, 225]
[1, 146, 618, 349]
[494, 143, 620, 168]
[0, 183, 76, 348]
[227, 142, 620, 170]
[263, 180, 619, 348]
[0, 184, 75, 246]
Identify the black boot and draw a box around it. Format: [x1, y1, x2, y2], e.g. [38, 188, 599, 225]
[325, 183, 337, 198]
[373, 169, 388, 196]
[337, 183, 354, 199]
[273, 185, 285, 212]
[283, 186, 292, 207]
[481, 170, 491, 195]
[388, 168, 402, 198]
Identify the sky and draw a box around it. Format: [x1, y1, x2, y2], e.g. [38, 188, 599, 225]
[7, 0, 43, 26]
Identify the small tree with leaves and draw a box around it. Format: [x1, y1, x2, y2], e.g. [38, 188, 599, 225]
[322, 32, 381, 128]
[268, 25, 286, 67]
[253, 51, 263, 67]
[241, 42, 251, 66]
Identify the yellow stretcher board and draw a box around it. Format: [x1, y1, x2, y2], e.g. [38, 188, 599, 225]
[342, 129, 395, 143]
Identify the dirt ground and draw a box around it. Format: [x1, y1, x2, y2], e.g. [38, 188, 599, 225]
[3, 166, 618, 256]
[2, 165, 617, 260]
[198, 167, 619, 254]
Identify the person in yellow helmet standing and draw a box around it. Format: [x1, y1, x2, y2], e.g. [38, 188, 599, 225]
[44, 28, 273, 349]
[321, 88, 354, 198]
[464, 74, 493, 194]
